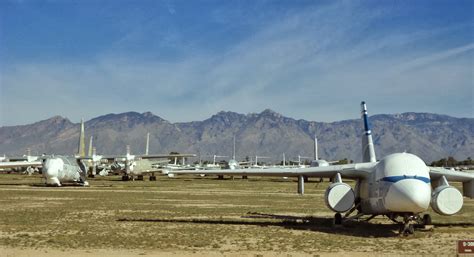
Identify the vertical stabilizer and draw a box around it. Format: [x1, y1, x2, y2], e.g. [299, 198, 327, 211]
[77, 119, 86, 157]
[145, 132, 150, 155]
[88, 136, 93, 156]
[361, 102, 376, 162]
[314, 136, 319, 160]
[232, 136, 236, 160]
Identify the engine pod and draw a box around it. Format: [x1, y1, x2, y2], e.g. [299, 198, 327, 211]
[325, 182, 355, 212]
[431, 186, 463, 215]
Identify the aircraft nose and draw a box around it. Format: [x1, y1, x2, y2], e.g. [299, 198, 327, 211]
[385, 179, 431, 213]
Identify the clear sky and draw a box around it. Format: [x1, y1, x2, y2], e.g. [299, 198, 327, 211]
[1, 0, 473, 126]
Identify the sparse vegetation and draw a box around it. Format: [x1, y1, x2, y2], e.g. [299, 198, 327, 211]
[430, 157, 473, 167]
[0, 173, 472, 256]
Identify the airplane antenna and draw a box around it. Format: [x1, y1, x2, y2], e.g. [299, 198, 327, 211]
[145, 132, 150, 156]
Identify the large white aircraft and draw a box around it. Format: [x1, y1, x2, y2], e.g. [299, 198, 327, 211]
[166, 102, 474, 235]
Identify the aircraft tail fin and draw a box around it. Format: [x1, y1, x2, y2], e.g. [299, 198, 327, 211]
[77, 119, 86, 157]
[361, 102, 376, 163]
[232, 136, 236, 160]
[88, 136, 93, 157]
[145, 132, 150, 156]
[314, 136, 318, 160]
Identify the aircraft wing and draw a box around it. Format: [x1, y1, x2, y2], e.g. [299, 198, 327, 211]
[138, 154, 196, 159]
[429, 167, 474, 198]
[429, 167, 474, 182]
[0, 161, 42, 169]
[92, 154, 196, 161]
[166, 162, 376, 179]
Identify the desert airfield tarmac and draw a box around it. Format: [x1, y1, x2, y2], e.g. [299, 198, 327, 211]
[0, 173, 473, 257]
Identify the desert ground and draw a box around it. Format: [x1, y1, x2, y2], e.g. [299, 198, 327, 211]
[0, 173, 473, 257]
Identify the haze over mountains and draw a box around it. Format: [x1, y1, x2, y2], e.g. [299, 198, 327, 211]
[0, 110, 472, 163]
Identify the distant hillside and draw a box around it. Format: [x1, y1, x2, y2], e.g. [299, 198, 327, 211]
[0, 110, 472, 163]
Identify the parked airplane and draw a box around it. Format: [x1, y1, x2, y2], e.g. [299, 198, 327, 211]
[0, 149, 43, 175]
[106, 145, 195, 181]
[166, 102, 474, 235]
[0, 120, 94, 186]
[0, 160, 42, 173]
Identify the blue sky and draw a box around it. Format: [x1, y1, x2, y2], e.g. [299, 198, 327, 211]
[1, 0, 473, 126]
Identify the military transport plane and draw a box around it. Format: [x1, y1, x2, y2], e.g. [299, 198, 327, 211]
[166, 102, 474, 235]
[103, 145, 196, 181]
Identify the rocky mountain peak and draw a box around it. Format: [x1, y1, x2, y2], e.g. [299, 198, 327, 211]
[35, 115, 72, 128]
[260, 109, 282, 118]
[88, 111, 166, 126]
[0, 110, 472, 162]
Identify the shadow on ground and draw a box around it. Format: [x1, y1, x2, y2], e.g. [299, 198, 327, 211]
[117, 212, 474, 238]
[117, 212, 407, 238]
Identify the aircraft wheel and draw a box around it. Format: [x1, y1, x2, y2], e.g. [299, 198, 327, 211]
[149, 176, 156, 181]
[399, 223, 415, 236]
[122, 175, 129, 181]
[334, 213, 342, 225]
[422, 214, 432, 226]
[137, 175, 144, 181]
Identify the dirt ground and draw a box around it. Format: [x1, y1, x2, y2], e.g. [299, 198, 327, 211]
[0, 174, 472, 257]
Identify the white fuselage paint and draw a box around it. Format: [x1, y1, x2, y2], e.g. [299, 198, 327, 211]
[228, 159, 239, 170]
[357, 153, 431, 214]
[42, 157, 84, 186]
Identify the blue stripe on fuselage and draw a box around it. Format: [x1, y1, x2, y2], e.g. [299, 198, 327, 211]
[381, 175, 430, 183]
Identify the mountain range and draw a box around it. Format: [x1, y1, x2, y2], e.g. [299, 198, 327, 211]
[0, 110, 473, 163]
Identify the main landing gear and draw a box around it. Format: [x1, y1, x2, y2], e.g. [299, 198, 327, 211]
[392, 213, 432, 236]
[334, 213, 343, 225]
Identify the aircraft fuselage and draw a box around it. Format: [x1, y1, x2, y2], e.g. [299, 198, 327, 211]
[42, 156, 86, 186]
[357, 153, 431, 215]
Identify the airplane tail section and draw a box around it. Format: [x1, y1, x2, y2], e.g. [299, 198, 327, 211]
[314, 136, 318, 160]
[145, 132, 150, 156]
[361, 102, 376, 163]
[77, 119, 86, 157]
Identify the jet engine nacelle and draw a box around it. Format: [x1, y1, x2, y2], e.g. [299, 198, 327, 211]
[325, 182, 355, 212]
[431, 185, 463, 215]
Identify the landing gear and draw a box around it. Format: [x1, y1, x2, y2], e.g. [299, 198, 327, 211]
[149, 175, 156, 181]
[137, 175, 144, 181]
[398, 214, 417, 236]
[422, 214, 432, 226]
[122, 175, 130, 181]
[334, 213, 343, 225]
[218, 175, 224, 180]
[399, 222, 415, 235]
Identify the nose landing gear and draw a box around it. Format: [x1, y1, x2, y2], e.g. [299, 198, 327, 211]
[396, 213, 432, 236]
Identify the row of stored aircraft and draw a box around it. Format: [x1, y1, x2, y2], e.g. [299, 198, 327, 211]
[0, 121, 196, 185]
[0, 101, 472, 235]
[165, 102, 474, 235]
